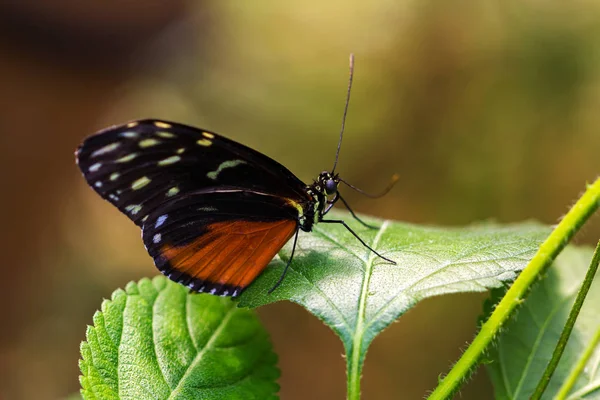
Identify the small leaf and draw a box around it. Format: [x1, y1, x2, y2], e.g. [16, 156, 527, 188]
[238, 211, 550, 391]
[486, 246, 600, 399]
[80, 277, 279, 400]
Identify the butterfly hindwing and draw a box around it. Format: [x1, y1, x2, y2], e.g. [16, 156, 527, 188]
[142, 191, 299, 296]
[76, 119, 308, 226]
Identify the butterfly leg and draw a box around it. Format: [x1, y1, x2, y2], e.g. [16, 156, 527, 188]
[337, 194, 379, 229]
[323, 192, 339, 215]
[268, 227, 301, 294]
[320, 219, 396, 264]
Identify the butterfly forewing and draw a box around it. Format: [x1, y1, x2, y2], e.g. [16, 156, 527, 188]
[76, 120, 308, 226]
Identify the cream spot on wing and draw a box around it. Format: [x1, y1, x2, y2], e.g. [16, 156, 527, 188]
[110, 172, 120, 181]
[91, 142, 120, 157]
[202, 132, 215, 139]
[125, 204, 142, 215]
[156, 131, 175, 138]
[154, 121, 171, 129]
[176, 148, 186, 154]
[196, 138, 212, 147]
[126, 122, 139, 128]
[207, 160, 247, 180]
[131, 176, 151, 190]
[286, 199, 304, 218]
[116, 153, 137, 163]
[166, 187, 180, 197]
[157, 155, 181, 166]
[139, 138, 160, 148]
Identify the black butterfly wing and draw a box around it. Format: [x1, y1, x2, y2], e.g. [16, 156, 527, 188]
[141, 191, 299, 297]
[76, 119, 308, 226]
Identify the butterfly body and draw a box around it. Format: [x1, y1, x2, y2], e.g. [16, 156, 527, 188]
[77, 119, 341, 297]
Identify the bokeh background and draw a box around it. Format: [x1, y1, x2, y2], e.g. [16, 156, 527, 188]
[1, 1, 599, 399]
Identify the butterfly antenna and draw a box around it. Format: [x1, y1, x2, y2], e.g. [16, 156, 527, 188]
[339, 174, 399, 198]
[331, 53, 355, 174]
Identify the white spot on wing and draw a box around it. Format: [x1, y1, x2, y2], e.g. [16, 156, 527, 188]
[153, 233, 162, 243]
[94, 181, 103, 188]
[155, 214, 168, 228]
[210, 288, 217, 295]
[156, 131, 175, 138]
[120, 131, 138, 138]
[88, 163, 102, 172]
[222, 290, 229, 296]
[91, 142, 120, 157]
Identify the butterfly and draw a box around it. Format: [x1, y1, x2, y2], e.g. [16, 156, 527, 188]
[76, 55, 397, 297]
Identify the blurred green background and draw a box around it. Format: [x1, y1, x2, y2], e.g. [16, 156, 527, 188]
[0, 1, 599, 399]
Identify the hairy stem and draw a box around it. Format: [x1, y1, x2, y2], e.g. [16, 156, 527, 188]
[427, 178, 600, 400]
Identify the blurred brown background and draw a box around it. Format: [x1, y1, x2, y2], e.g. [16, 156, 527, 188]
[1, 1, 599, 399]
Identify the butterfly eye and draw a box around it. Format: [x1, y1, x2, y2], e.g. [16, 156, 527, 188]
[325, 178, 337, 195]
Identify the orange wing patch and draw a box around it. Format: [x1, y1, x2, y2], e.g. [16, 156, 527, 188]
[160, 219, 297, 296]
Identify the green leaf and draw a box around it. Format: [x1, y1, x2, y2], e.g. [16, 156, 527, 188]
[238, 211, 550, 396]
[486, 246, 600, 399]
[79, 277, 279, 400]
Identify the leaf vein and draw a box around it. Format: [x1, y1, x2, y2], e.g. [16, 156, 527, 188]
[512, 295, 575, 398]
[168, 304, 237, 398]
[185, 294, 198, 352]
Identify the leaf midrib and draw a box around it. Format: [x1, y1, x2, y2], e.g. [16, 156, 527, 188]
[349, 221, 389, 378]
[167, 304, 236, 399]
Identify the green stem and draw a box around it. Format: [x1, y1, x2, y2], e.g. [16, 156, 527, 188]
[427, 178, 600, 400]
[555, 326, 600, 399]
[530, 240, 600, 399]
[348, 352, 361, 400]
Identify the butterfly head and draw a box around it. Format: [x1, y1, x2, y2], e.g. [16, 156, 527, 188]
[318, 171, 340, 196]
